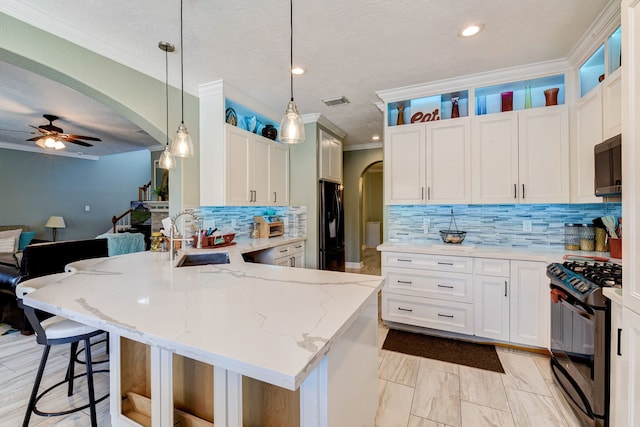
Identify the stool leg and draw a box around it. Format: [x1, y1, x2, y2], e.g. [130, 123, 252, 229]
[84, 337, 98, 427]
[67, 341, 79, 396]
[23, 345, 51, 427]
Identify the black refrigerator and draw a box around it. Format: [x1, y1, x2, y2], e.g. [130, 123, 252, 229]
[319, 180, 345, 271]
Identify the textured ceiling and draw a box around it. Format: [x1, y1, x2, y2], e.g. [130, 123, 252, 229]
[0, 0, 611, 156]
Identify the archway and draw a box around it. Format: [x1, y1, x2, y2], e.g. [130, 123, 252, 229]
[358, 160, 383, 273]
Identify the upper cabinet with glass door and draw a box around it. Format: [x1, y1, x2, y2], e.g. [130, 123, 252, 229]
[579, 26, 621, 98]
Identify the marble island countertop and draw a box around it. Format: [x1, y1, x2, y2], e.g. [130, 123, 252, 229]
[22, 236, 384, 391]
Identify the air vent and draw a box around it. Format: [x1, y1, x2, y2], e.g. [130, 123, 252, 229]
[322, 96, 350, 106]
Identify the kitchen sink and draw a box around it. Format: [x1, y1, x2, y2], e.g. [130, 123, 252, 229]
[176, 252, 230, 267]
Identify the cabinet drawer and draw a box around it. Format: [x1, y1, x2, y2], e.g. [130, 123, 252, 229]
[382, 252, 473, 273]
[382, 292, 474, 335]
[474, 258, 510, 277]
[385, 267, 472, 302]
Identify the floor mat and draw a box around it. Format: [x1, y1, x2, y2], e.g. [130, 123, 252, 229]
[382, 329, 505, 373]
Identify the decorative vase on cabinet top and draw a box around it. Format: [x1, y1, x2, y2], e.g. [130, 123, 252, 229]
[544, 88, 559, 106]
[501, 91, 513, 112]
[396, 103, 405, 125]
[262, 124, 278, 140]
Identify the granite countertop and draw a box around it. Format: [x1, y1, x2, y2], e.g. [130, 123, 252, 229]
[22, 235, 385, 391]
[377, 242, 620, 264]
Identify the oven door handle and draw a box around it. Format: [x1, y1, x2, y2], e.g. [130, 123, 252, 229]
[558, 298, 594, 321]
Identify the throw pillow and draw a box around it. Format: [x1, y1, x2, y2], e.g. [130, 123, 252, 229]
[18, 231, 37, 251]
[0, 228, 22, 253]
[0, 237, 16, 254]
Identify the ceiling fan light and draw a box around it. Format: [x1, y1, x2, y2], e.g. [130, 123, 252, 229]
[159, 145, 175, 169]
[279, 100, 305, 144]
[53, 140, 66, 150]
[44, 136, 57, 148]
[171, 122, 194, 157]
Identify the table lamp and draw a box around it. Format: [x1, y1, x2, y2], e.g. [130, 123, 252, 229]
[45, 216, 66, 241]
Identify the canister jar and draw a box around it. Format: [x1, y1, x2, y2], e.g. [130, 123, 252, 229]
[564, 223, 581, 250]
[579, 224, 595, 251]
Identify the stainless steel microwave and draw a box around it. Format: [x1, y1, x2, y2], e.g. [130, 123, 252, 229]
[594, 133, 621, 196]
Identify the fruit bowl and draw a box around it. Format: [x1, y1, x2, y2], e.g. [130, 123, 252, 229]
[439, 230, 466, 244]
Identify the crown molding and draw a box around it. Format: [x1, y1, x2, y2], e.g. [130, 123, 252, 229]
[376, 59, 571, 103]
[343, 142, 383, 151]
[302, 113, 347, 139]
[567, 0, 621, 68]
[0, 141, 100, 160]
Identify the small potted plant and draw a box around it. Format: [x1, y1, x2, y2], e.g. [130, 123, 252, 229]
[151, 186, 168, 201]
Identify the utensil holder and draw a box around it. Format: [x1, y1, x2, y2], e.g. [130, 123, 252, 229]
[609, 237, 622, 259]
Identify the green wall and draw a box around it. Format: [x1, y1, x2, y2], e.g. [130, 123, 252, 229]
[0, 148, 150, 241]
[343, 148, 383, 265]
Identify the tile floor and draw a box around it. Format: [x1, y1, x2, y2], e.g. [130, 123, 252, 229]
[0, 248, 585, 426]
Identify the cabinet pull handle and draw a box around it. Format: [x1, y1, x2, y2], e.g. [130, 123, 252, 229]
[618, 328, 623, 356]
[514, 184, 517, 199]
[428, 186, 431, 200]
[522, 184, 525, 199]
[398, 307, 413, 312]
[437, 261, 453, 266]
[438, 313, 454, 318]
[280, 249, 289, 253]
[437, 284, 454, 289]
[273, 192, 277, 203]
[505, 280, 508, 297]
[397, 258, 412, 262]
[295, 245, 303, 249]
[291, 257, 295, 267]
[421, 187, 424, 200]
[397, 280, 412, 285]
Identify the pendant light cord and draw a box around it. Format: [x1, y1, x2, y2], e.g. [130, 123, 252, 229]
[180, 0, 185, 124]
[165, 48, 170, 145]
[289, 0, 294, 102]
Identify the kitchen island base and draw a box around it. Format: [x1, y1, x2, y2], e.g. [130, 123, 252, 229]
[110, 294, 378, 427]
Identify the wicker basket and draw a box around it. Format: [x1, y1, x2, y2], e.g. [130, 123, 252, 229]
[439, 209, 466, 244]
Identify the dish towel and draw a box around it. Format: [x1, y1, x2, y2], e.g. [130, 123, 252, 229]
[96, 232, 145, 256]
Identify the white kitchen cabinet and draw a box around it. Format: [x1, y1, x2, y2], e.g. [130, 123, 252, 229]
[225, 125, 290, 206]
[471, 106, 569, 204]
[385, 125, 425, 204]
[252, 241, 306, 268]
[319, 129, 343, 183]
[602, 66, 622, 139]
[382, 251, 475, 334]
[385, 119, 471, 205]
[473, 258, 510, 342]
[509, 260, 549, 348]
[609, 298, 625, 427]
[269, 142, 289, 206]
[471, 113, 519, 203]
[573, 86, 603, 203]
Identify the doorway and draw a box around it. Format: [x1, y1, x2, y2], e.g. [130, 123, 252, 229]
[358, 161, 383, 275]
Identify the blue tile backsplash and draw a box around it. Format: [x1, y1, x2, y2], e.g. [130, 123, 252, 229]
[196, 206, 307, 239]
[388, 203, 622, 248]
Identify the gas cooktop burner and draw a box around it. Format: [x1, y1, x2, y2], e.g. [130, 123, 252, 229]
[547, 260, 622, 307]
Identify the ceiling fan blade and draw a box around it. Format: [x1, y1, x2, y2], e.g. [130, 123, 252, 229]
[65, 134, 102, 142]
[0, 128, 31, 133]
[61, 136, 93, 147]
[25, 136, 42, 141]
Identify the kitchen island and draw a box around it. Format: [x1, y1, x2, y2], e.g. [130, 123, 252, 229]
[22, 239, 384, 427]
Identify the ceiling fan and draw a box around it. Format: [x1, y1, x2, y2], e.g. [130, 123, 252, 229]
[26, 114, 102, 149]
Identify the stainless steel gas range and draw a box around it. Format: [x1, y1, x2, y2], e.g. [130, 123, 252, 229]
[547, 260, 622, 427]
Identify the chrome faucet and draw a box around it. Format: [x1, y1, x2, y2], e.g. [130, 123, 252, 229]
[169, 209, 202, 261]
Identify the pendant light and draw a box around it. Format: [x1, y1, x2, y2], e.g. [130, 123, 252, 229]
[158, 41, 175, 170]
[279, 0, 305, 144]
[171, 0, 194, 157]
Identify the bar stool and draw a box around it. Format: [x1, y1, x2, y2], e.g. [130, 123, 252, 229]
[16, 274, 109, 427]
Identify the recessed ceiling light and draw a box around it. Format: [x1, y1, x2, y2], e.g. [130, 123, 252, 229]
[292, 66, 306, 75]
[458, 23, 484, 38]
[372, 135, 380, 141]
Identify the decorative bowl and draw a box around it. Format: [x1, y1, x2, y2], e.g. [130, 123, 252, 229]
[439, 230, 466, 244]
